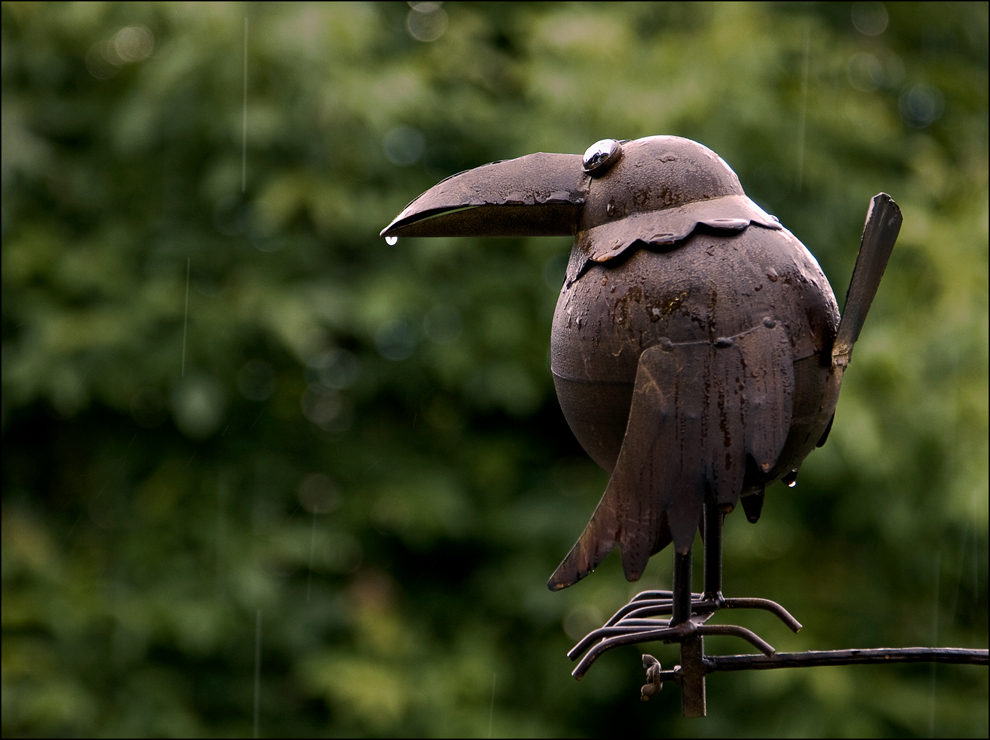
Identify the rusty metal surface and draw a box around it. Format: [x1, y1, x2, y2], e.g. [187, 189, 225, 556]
[381, 134, 898, 596]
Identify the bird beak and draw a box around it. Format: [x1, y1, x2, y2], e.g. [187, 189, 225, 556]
[380, 152, 587, 239]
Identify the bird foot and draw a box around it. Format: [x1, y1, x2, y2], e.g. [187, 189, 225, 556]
[568, 589, 802, 680]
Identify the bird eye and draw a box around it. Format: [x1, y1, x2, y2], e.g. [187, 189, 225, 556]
[582, 139, 622, 176]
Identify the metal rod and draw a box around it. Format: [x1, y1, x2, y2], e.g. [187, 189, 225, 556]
[702, 499, 722, 599]
[680, 635, 706, 717]
[641, 647, 988, 705]
[706, 647, 989, 672]
[672, 550, 693, 625]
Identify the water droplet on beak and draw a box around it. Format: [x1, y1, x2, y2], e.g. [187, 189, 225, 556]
[385, 235, 398, 246]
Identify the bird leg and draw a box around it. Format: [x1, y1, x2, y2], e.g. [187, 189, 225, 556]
[671, 548, 693, 625]
[702, 498, 725, 605]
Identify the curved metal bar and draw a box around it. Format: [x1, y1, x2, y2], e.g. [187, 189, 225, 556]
[572, 618, 777, 677]
[696, 624, 776, 656]
[606, 599, 723, 630]
[603, 598, 673, 626]
[567, 589, 808, 687]
[613, 597, 724, 624]
[568, 595, 793, 667]
[613, 618, 675, 629]
[721, 597, 803, 632]
[631, 589, 702, 602]
[567, 623, 670, 661]
[572, 623, 696, 679]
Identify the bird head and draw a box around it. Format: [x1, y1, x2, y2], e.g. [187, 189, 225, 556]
[381, 136, 780, 283]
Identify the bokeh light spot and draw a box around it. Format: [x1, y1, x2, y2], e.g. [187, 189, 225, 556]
[113, 26, 154, 63]
[847, 52, 884, 92]
[851, 2, 889, 36]
[375, 320, 418, 361]
[383, 126, 425, 166]
[899, 84, 945, 128]
[310, 348, 361, 390]
[171, 374, 226, 439]
[406, 3, 448, 42]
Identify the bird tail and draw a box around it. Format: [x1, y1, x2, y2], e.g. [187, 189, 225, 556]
[547, 496, 673, 591]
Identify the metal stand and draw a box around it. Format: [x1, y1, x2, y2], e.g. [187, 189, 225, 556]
[565, 499, 989, 717]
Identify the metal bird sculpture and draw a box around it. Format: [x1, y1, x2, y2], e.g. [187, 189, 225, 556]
[382, 136, 901, 646]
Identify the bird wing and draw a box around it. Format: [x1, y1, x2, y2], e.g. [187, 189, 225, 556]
[547, 320, 794, 591]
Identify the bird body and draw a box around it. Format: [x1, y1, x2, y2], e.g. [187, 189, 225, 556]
[549, 216, 841, 588]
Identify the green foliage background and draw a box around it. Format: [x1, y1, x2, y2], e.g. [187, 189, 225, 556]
[2, 2, 987, 737]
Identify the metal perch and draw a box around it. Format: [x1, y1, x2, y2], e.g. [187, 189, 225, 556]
[567, 498, 987, 717]
[570, 591, 987, 717]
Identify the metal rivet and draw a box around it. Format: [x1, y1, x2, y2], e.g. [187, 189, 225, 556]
[583, 139, 622, 176]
